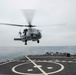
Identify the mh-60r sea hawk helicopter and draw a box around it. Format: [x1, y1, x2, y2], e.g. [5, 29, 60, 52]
[0, 10, 42, 45]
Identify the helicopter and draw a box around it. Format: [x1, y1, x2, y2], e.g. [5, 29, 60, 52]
[14, 23, 42, 45]
[0, 23, 42, 45]
[0, 10, 66, 45]
[0, 10, 42, 45]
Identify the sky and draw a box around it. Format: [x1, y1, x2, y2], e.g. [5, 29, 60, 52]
[0, 0, 76, 46]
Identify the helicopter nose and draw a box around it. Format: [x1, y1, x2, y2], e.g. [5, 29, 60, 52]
[31, 34, 36, 38]
[37, 32, 42, 38]
[31, 33, 41, 39]
[31, 34, 33, 37]
[31, 34, 37, 38]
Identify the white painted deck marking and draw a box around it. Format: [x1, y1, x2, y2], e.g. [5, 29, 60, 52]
[27, 69, 33, 72]
[0, 61, 13, 66]
[26, 56, 48, 75]
[47, 67, 53, 69]
[48, 60, 53, 62]
[47, 62, 64, 75]
[61, 60, 66, 62]
[12, 60, 64, 75]
[34, 65, 42, 68]
[54, 60, 60, 62]
[12, 62, 42, 75]
[68, 61, 73, 63]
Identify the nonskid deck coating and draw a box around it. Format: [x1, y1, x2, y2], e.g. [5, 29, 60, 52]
[0, 56, 76, 75]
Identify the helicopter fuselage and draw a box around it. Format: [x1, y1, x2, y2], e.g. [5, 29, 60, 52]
[22, 28, 42, 41]
[14, 28, 42, 45]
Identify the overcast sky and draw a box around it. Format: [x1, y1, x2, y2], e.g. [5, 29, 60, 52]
[0, 0, 76, 46]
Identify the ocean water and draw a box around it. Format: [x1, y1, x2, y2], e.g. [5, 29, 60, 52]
[0, 46, 76, 62]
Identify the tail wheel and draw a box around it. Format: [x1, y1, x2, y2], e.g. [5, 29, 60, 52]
[37, 40, 39, 43]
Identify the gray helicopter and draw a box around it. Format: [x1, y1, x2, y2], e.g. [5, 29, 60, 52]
[15, 23, 42, 45]
[0, 10, 66, 45]
[0, 22, 42, 45]
[0, 10, 42, 45]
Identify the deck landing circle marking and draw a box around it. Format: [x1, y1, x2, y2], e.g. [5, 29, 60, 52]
[12, 61, 64, 75]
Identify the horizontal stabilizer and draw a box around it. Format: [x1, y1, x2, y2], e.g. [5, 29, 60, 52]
[14, 38, 21, 40]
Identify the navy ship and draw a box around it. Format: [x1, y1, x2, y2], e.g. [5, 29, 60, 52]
[0, 52, 76, 75]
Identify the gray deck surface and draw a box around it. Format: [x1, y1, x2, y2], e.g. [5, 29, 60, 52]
[0, 56, 76, 75]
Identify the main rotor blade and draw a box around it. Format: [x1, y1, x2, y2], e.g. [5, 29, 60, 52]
[35, 23, 67, 27]
[0, 23, 28, 27]
[22, 9, 35, 25]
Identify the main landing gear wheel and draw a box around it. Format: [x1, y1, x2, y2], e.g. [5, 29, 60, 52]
[37, 40, 39, 43]
[25, 40, 27, 45]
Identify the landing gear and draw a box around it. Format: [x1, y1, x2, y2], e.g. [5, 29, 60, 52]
[37, 40, 39, 43]
[25, 42, 27, 45]
[25, 40, 27, 45]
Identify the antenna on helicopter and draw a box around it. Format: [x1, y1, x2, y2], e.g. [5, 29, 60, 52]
[19, 29, 22, 37]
